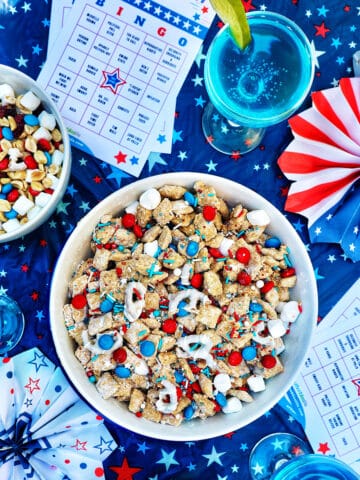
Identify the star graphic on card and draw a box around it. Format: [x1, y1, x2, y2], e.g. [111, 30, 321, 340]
[110, 457, 142, 480]
[101, 68, 126, 94]
[351, 378, 360, 395]
[317, 442, 331, 454]
[24, 377, 41, 395]
[71, 439, 88, 451]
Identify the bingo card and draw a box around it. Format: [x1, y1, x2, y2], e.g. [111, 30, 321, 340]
[38, 0, 216, 176]
[279, 278, 360, 473]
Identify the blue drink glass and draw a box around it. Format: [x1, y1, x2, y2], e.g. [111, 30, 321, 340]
[203, 11, 314, 154]
[249, 433, 360, 480]
[0, 294, 25, 354]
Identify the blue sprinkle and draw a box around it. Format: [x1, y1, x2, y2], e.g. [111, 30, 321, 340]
[5, 209, 17, 219]
[44, 151, 51, 164]
[89, 375, 96, 383]
[152, 309, 161, 317]
[100, 297, 114, 313]
[98, 334, 114, 350]
[215, 392, 227, 408]
[249, 302, 263, 313]
[184, 405, 194, 419]
[115, 366, 131, 378]
[175, 370, 184, 383]
[2, 184, 13, 194]
[242, 346, 257, 361]
[24, 114, 39, 126]
[2, 127, 13, 140]
[184, 191, 196, 206]
[117, 245, 125, 252]
[140, 340, 156, 356]
[186, 240, 199, 257]
[265, 237, 281, 248]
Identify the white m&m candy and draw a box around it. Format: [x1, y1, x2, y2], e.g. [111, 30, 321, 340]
[247, 374, 266, 392]
[280, 301, 300, 323]
[139, 188, 161, 210]
[247, 209, 270, 226]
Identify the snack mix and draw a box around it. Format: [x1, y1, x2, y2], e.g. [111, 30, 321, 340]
[0, 83, 64, 235]
[64, 182, 301, 425]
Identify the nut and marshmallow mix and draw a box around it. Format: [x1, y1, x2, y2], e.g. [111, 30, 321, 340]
[63, 182, 301, 425]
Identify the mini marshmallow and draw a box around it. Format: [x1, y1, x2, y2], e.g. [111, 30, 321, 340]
[213, 373, 232, 393]
[247, 209, 270, 226]
[12, 196, 35, 216]
[2, 218, 21, 233]
[38, 110, 56, 131]
[180, 263, 192, 285]
[45, 174, 60, 189]
[0, 83, 15, 103]
[219, 237, 234, 256]
[20, 90, 41, 111]
[267, 319, 287, 338]
[143, 240, 158, 257]
[247, 374, 266, 392]
[8, 147, 22, 162]
[51, 150, 64, 166]
[32, 126, 52, 141]
[134, 359, 149, 376]
[139, 188, 161, 210]
[280, 301, 300, 323]
[27, 205, 42, 221]
[35, 191, 52, 208]
[125, 200, 139, 215]
[222, 396, 243, 414]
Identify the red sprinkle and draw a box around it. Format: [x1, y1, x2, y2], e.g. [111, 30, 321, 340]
[190, 272, 203, 289]
[208, 247, 223, 258]
[71, 294, 87, 309]
[24, 155, 37, 169]
[37, 138, 52, 151]
[7, 189, 19, 202]
[135, 411, 142, 417]
[133, 223, 143, 238]
[237, 271, 252, 286]
[203, 205, 217, 221]
[176, 386, 182, 400]
[162, 318, 177, 334]
[260, 281, 275, 293]
[228, 351, 242, 366]
[261, 355, 277, 369]
[280, 267, 296, 278]
[122, 213, 136, 229]
[113, 347, 127, 363]
[235, 247, 251, 264]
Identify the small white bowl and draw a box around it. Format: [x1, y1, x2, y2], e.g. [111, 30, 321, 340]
[0, 65, 71, 242]
[50, 173, 318, 441]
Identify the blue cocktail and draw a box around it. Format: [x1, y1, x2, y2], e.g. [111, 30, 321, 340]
[203, 11, 314, 154]
[249, 433, 360, 480]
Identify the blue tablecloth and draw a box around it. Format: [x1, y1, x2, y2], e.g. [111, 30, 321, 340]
[0, 1, 359, 479]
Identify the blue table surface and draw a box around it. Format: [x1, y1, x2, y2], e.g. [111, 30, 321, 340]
[0, 1, 359, 479]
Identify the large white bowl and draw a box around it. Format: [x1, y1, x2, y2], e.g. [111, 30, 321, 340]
[0, 65, 71, 242]
[50, 172, 318, 441]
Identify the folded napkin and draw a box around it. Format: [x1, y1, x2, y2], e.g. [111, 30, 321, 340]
[0, 348, 117, 480]
[278, 77, 360, 261]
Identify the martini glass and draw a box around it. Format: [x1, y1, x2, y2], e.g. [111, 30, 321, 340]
[203, 11, 314, 154]
[0, 294, 25, 354]
[249, 433, 360, 480]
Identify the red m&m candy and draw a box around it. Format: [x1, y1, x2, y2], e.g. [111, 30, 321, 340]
[203, 205, 217, 221]
[190, 273, 203, 288]
[228, 351, 242, 366]
[162, 318, 177, 334]
[113, 347, 127, 363]
[237, 271, 251, 286]
[71, 294, 87, 309]
[235, 247, 251, 264]
[122, 213, 136, 229]
[261, 354, 276, 369]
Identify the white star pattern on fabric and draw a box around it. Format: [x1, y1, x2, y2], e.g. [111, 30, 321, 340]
[156, 449, 179, 471]
[202, 446, 226, 466]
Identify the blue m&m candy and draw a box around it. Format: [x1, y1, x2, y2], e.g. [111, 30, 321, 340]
[242, 346, 257, 361]
[100, 297, 114, 313]
[265, 237, 281, 248]
[184, 191, 197, 206]
[98, 334, 114, 350]
[184, 404, 194, 419]
[186, 240, 199, 257]
[249, 301, 263, 313]
[24, 114, 39, 126]
[115, 366, 131, 378]
[215, 392, 227, 408]
[140, 340, 156, 356]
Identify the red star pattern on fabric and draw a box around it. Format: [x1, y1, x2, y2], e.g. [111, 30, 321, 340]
[317, 442, 331, 454]
[25, 377, 41, 395]
[31, 291, 39, 301]
[224, 431, 236, 439]
[231, 151, 241, 160]
[344, 5, 350, 12]
[93, 176, 102, 184]
[71, 439, 88, 451]
[314, 21, 330, 38]
[114, 151, 127, 164]
[109, 457, 142, 480]
[242, 0, 256, 12]
[39, 239, 47, 247]
[21, 264, 29, 272]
